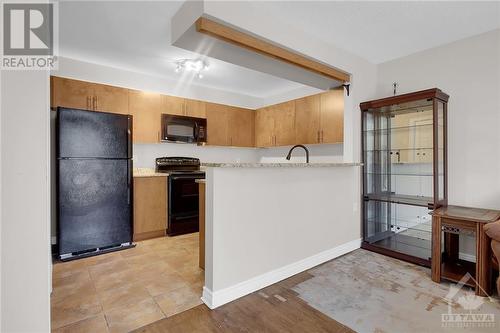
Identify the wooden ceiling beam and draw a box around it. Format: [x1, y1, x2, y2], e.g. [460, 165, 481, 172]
[195, 17, 350, 83]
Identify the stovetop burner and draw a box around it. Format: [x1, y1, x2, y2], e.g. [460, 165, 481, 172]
[155, 156, 201, 173]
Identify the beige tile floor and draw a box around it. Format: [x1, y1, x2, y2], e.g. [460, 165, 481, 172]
[51, 233, 204, 333]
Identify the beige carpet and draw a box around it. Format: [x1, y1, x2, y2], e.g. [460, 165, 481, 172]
[294, 249, 500, 333]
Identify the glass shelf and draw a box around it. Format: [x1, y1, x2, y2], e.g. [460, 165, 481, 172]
[367, 220, 431, 239]
[365, 148, 435, 152]
[367, 172, 437, 177]
[365, 193, 433, 207]
[361, 89, 448, 267]
[362, 123, 442, 133]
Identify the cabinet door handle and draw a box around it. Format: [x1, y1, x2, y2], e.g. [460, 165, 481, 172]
[321, 130, 324, 143]
[317, 130, 320, 143]
[95, 96, 98, 110]
[87, 96, 91, 110]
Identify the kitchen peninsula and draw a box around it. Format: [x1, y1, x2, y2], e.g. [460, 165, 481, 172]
[200, 162, 362, 309]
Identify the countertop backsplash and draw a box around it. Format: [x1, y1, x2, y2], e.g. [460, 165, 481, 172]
[132, 142, 344, 168]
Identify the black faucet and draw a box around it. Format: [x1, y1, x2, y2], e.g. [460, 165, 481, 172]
[286, 145, 309, 163]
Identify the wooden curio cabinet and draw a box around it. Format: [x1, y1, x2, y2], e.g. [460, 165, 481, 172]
[360, 88, 449, 267]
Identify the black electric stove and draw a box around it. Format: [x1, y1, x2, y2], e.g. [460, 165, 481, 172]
[156, 157, 205, 236]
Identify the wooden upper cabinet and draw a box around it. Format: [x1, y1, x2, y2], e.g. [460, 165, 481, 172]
[185, 99, 206, 118]
[228, 107, 255, 147]
[206, 103, 255, 147]
[51, 76, 345, 148]
[51, 76, 94, 110]
[320, 89, 344, 144]
[295, 95, 320, 144]
[128, 90, 162, 143]
[93, 83, 129, 114]
[206, 103, 230, 146]
[255, 107, 275, 147]
[51, 76, 128, 114]
[272, 101, 296, 146]
[161, 95, 185, 116]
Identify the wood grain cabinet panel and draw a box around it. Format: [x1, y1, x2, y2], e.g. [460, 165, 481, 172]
[161, 95, 185, 116]
[51, 76, 94, 110]
[206, 103, 230, 146]
[320, 89, 344, 144]
[93, 83, 129, 114]
[272, 101, 296, 146]
[185, 99, 206, 118]
[228, 107, 255, 147]
[206, 104, 255, 147]
[128, 90, 162, 143]
[133, 177, 167, 241]
[295, 95, 321, 144]
[255, 107, 275, 147]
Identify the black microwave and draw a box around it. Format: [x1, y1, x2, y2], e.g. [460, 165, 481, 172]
[161, 114, 207, 144]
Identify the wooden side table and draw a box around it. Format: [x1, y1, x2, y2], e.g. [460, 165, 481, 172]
[431, 205, 500, 296]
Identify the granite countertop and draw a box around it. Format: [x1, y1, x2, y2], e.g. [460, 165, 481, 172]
[195, 179, 206, 184]
[201, 162, 362, 168]
[133, 168, 169, 177]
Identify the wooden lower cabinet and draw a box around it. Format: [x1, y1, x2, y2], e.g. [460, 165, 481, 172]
[129, 90, 162, 143]
[133, 176, 167, 241]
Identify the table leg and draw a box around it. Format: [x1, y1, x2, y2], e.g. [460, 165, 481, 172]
[432, 216, 441, 283]
[476, 223, 491, 296]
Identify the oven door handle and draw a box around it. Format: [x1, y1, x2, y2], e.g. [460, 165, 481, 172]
[174, 214, 199, 221]
[169, 175, 205, 180]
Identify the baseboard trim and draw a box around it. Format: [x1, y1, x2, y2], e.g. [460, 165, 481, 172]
[201, 238, 361, 309]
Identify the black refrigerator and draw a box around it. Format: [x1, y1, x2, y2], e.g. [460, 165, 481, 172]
[57, 107, 134, 260]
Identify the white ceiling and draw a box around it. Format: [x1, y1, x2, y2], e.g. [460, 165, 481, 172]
[59, 1, 500, 98]
[255, 1, 500, 64]
[58, 1, 311, 99]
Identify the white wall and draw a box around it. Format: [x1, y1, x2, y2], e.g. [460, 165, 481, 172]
[203, 166, 362, 308]
[259, 143, 343, 163]
[1, 71, 51, 332]
[377, 29, 500, 210]
[203, 1, 379, 164]
[134, 143, 259, 168]
[53, 56, 264, 109]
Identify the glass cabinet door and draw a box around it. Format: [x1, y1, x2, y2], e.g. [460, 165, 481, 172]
[361, 89, 449, 267]
[363, 98, 435, 206]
